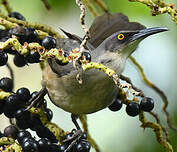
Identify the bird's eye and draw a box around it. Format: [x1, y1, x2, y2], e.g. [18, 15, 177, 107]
[117, 34, 125, 40]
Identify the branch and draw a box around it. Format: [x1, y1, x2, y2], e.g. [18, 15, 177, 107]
[129, 56, 177, 132]
[129, 0, 177, 25]
[139, 112, 173, 152]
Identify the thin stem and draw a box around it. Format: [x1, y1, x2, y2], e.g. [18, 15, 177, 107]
[130, 56, 177, 132]
[6, 63, 14, 89]
[41, 0, 51, 10]
[82, 0, 99, 17]
[139, 112, 173, 152]
[1, 0, 12, 14]
[92, 0, 108, 13]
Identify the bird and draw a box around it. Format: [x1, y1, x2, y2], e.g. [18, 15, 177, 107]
[41, 12, 168, 116]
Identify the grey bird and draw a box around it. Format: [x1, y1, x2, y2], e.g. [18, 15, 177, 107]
[42, 13, 168, 115]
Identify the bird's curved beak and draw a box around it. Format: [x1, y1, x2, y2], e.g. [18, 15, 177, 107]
[130, 27, 168, 42]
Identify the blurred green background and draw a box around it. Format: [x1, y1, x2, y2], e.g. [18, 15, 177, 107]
[0, 0, 177, 151]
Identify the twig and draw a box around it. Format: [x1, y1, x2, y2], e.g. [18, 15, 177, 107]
[149, 111, 170, 142]
[129, 56, 177, 132]
[120, 74, 145, 97]
[0, 12, 59, 38]
[129, 0, 177, 25]
[1, 0, 12, 14]
[82, 0, 99, 17]
[92, 0, 108, 13]
[75, 0, 90, 53]
[41, 0, 51, 10]
[75, 0, 90, 83]
[139, 112, 173, 152]
[6, 63, 14, 91]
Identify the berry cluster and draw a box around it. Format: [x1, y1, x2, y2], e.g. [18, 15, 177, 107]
[0, 77, 91, 152]
[0, 11, 61, 68]
[0, 11, 92, 152]
[1, 126, 91, 152]
[0, 78, 59, 148]
[108, 95, 154, 117]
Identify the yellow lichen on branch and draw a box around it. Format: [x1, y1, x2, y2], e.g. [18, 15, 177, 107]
[129, 56, 177, 133]
[139, 112, 173, 152]
[29, 107, 66, 142]
[82, 62, 115, 76]
[129, 0, 177, 24]
[0, 91, 11, 100]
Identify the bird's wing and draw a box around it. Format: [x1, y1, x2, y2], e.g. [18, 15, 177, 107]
[59, 28, 95, 50]
[88, 13, 146, 48]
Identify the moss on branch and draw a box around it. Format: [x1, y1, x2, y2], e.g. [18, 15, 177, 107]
[129, 0, 177, 24]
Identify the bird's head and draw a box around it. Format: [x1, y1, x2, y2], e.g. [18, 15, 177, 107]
[98, 27, 168, 58]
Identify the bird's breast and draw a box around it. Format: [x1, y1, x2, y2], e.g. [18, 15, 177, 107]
[42, 63, 119, 114]
[42, 52, 126, 114]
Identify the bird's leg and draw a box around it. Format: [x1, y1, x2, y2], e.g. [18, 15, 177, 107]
[71, 114, 81, 130]
[25, 87, 48, 111]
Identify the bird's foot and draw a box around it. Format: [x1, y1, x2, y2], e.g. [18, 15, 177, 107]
[62, 129, 90, 152]
[61, 114, 91, 152]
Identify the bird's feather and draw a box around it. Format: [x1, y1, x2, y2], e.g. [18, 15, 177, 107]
[88, 13, 146, 48]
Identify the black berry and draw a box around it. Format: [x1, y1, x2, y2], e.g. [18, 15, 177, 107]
[9, 27, 27, 44]
[140, 97, 154, 112]
[38, 138, 51, 152]
[29, 114, 43, 131]
[75, 139, 91, 152]
[36, 126, 57, 143]
[13, 54, 26, 67]
[0, 51, 8, 66]
[0, 99, 5, 114]
[55, 52, 69, 66]
[45, 108, 53, 121]
[58, 143, 68, 152]
[126, 102, 140, 117]
[0, 77, 13, 92]
[8, 12, 26, 21]
[22, 138, 38, 152]
[3, 106, 16, 118]
[4, 48, 16, 55]
[0, 131, 4, 138]
[26, 51, 40, 63]
[42, 36, 56, 50]
[16, 119, 31, 129]
[25, 28, 38, 43]
[49, 143, 60, 152]
[31, 91, 38, 98]
[5, 94, 20, 107]
[4, 94, 21, 118]
[83, 52, 91, 62]
[4, 94, 22, 117]
[0, 29, 9, 40]
[17, 130, 31, 144]
[16, 87, 31, 102]
[81, 132, 87, 139]
[15, 108, 31, 120]
[4, 125, 19, 139]
[108, 99, 122, 112]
